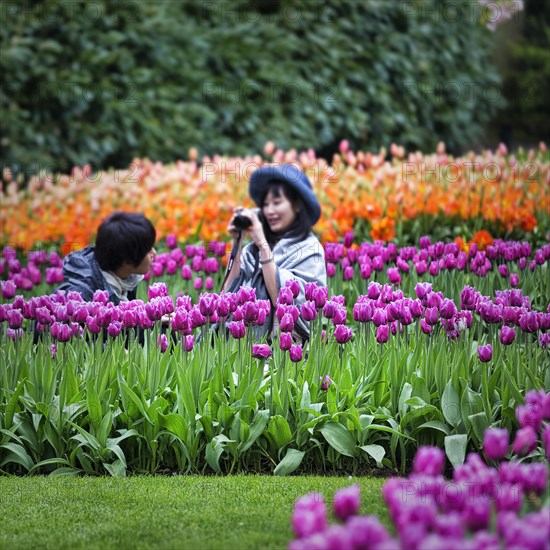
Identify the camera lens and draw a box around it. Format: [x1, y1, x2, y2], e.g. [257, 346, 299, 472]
[233, 214, 252, 230]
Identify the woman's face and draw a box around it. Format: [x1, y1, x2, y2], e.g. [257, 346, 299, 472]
[132, 247, 156, 275]
[262, 189, 298, 234]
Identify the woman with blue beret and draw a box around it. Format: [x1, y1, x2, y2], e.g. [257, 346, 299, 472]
[222, 164, 327, 341]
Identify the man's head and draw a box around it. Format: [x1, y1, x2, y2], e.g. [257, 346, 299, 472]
[94, 212, 156, 275]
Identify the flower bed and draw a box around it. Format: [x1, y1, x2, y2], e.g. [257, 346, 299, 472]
[289, 392, 549, 549]
[1, 143, 549, 250]
[1, 234, 548, 475]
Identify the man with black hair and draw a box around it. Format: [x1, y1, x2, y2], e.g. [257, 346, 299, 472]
[57, 212, 157, 303]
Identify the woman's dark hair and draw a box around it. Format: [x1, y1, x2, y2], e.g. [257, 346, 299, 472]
[94, 212, 156, 272]
[259, 181, 312, 247]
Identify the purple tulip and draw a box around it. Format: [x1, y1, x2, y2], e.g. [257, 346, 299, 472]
[165, 234, 177, 249]
[191, 256, 203, 272]
[387, 267, 401, 285]
[188, 307, 207, 329]
[477, 344, 493, 363]
[498, 264, 509, 278]
[203, 258, 219, 274]
[289, 344, 303, 363]
[50, 344, 57, 358]
[227, 320, 245, 339]
[424, 306, 439, 325]
[118, 309, 135, 329]
[460, 285, 479, 310]
[419, 235, 431, 248]
[51, 321, 72, 342]
[193, 277, 203, 291]
[278, 287, 294, 306]
[166, 260, 177, 276]
[236, 286, 256, 304]
[332, 307, 347, 325]
[279, 332, 292, 351]
[184, 335, 194, 352]
[300, 301, 317, 322]
[483, 428, 509, 461]
[292, 492, 327, 539]
[334, 325, 352, 344]
[347, 516, 391, 549]
[107, 321, 123, 338]
[343, 231, 354, 248]
[499, 325, 515, 346]
[6, 328, 23, 340]
[353, 302, 372, 323]
[6, 308, 23, 329]
[462, 496, 491, 531]
[285, 279, 300, 298]
[343, 265, 354, 280]
[521, 463, 548, 495]
[321, 375, 332, 391]
[181, 265, 192, 280]
[333, 484, 360, 521]
[323, 301, 338, 319]
[375, 324, 389, 344]
[93, 289, 109, 304]
[280, 313, 295, 332]
[1, 280, 16, 299]
[495, 483, 522, 513]
[439, 298, 457, 319]
[420, 319, 433, 334]
[252, 344, 271, 359]
[35, 307, 56, 325]
[413, 446, 445, 477]
[367, 281, 381, 300]
[515, 403, 543, 431]
[511, 426, 537, 456]
[157, 334, 168, 352]
[539, 333, 550, 348]
[359, 262, 372, 279]
[148, 282, 168, 300]
[198, 293, 219, 318]
[86, 315, 102, 334]
[372, 308, 387, 327]
[304, 282, 318, 301]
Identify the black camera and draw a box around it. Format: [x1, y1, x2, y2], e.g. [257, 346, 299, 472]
[233, 214, 252, 230]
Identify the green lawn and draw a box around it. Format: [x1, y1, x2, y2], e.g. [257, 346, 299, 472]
[0, 475, 389, 549]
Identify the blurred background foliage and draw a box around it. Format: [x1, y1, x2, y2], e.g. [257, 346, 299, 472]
[0, 0, 546, 173]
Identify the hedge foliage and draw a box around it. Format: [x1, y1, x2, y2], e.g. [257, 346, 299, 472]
[1, 0, 501, 172]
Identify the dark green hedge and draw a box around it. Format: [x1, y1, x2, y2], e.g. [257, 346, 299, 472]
[1, 0, 501, 172]
[498, 0, 550, 145]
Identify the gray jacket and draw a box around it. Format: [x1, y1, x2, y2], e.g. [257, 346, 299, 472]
[57, 246, 136, 304]
[226, 233, 326, 339]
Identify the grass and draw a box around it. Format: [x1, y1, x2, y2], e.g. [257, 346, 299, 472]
[0, 475, 389, 549]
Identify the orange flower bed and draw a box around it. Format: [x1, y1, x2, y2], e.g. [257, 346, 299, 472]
[1, 142, 548, 251]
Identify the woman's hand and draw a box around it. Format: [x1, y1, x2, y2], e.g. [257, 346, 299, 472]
[246, 209, 267, 248]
